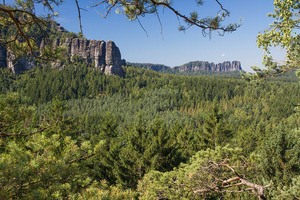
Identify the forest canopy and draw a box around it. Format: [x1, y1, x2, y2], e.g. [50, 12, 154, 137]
[0, 0, 300, 199]
[0, 65, 300, 199]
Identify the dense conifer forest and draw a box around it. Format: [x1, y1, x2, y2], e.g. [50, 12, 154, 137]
[1, 0, 300, 199]
[1, 63, 299, 199]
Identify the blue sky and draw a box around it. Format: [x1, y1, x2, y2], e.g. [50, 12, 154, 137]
[8, 0, 285, 71]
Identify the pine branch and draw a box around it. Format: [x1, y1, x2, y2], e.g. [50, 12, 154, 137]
[193, 160, 270, 200]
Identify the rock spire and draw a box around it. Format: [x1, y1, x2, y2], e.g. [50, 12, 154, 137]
[0, 38, 125, 77]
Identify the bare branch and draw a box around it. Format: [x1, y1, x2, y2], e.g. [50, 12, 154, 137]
[92, 0, 239, 36]
[95, 0, 118, 18]
[74, 0, 83, 35]
[193, 160, 270, 200]
[215, 0, 230, 15]
[155, 10, 164, 40]
[149, 0, 237, 35]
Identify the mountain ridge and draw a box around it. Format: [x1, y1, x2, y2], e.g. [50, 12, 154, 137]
[127, 60, 243, 75]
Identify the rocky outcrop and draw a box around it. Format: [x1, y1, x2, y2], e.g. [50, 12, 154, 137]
[5, 49, 36, 73]
[104, 41, 125, 76]
[56, 38, 125, 76]
[127, 60, 243, 75]
[1, 38, 125, 76]
[174, 61, 242, 72]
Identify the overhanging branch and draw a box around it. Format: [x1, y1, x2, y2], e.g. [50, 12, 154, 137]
[193, 160, 270, 200]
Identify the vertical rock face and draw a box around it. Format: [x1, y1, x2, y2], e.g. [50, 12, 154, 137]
[97, 41, 106, 71]
[4, 38, 125, 76]
[7, 49, 16, 73]
[68, 38, 124, 76]
[6, 49, 35, 73]
[104, 41, 125, 77]
[70, 38, 90, 60]
[231, 61, 242, 71]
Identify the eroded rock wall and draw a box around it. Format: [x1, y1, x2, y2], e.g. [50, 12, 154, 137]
[3, 38, 125, 76]
[175, 61, 242, 73]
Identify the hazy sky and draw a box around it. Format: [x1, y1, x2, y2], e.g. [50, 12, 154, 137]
[8, 0, 285, 71]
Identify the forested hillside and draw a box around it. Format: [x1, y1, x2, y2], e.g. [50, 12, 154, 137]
[126, 62, 244, 77]
[1, 0, 300, 199]
[1, 64, 299, 199]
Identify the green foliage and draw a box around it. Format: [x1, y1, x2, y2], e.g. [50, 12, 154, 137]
[126, 62, 172, 73]
[0, 3, 81, 65]
[101, 0, 239, 35]
[0, 68, 15, 93]
[0, 94, 137, 199]
[202, 103, 233, 149]
[258, 125, 300, 186]
[0, 92, 34, 140]
[273, 175, 300, 199]
[254, 0, 300, 78]
[1, 1, 300, 199]
[69, 180, 138, 200]
[0, 65, 300, 198]
[138, 146, 260, 200]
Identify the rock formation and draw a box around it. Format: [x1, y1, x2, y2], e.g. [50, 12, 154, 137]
[174, 61, 242, 73]
[0, 38, 125, 77]
[127, 61, 243, 74]
[105, 41, 125, 76]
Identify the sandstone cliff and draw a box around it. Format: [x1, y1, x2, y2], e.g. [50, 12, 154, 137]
[174, 61, 242, 72]
[127, 60, 242, 74]
[0, 38, 125, 76]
